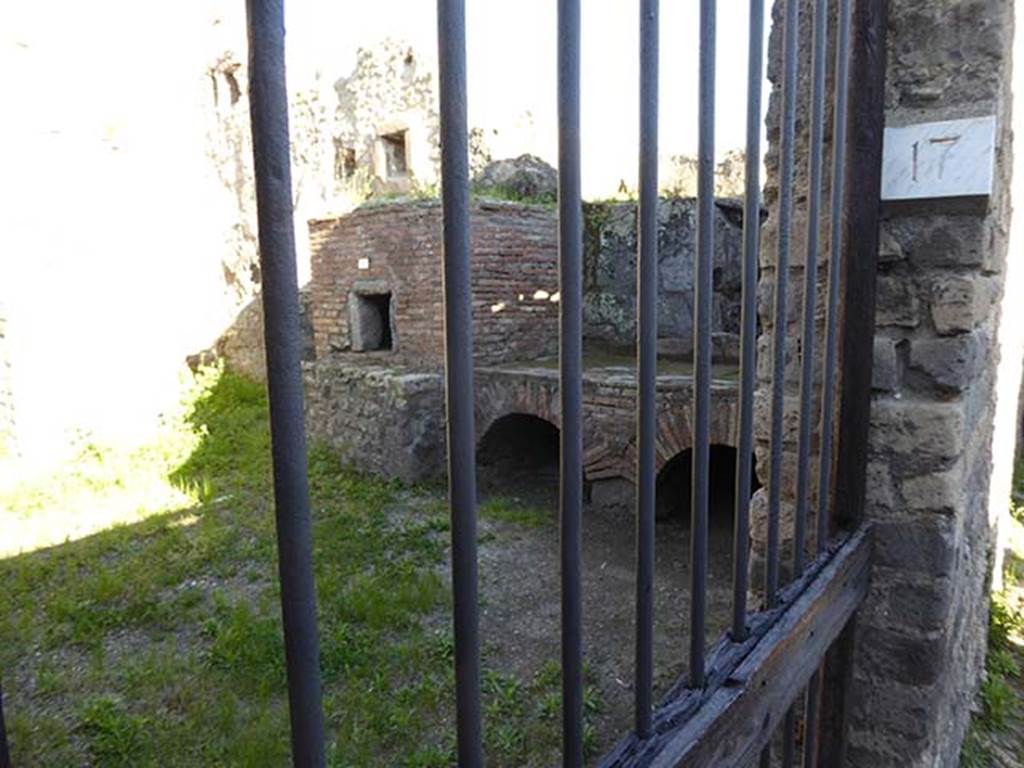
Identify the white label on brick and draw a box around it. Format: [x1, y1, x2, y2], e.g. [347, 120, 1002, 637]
[357, 257, 370, 270]
[881, 116, 996, 201]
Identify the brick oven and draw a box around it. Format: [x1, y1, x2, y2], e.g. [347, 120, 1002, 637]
[308, 199, 560, 368]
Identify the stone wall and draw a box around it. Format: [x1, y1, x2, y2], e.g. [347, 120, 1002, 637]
[309, 199, 561, 368]
[304, 361, 447, 483]
[753, 0, 1014, 764]
[304, 358, 741, 486]
[582, 198, 748, 360]
[214, 289, 315, 382]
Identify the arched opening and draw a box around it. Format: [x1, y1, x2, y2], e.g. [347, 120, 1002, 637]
[655, 445, 759, 526]
[477, 413, 560, 506]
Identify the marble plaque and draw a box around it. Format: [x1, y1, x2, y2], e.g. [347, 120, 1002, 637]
[881, 116, 996, 201]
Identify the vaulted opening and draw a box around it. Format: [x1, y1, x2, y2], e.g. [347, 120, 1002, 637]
[477, 413, 559, 503]
[655, 445, 759, 526]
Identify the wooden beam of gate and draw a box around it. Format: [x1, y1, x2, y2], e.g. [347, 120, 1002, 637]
[649, 525, 872, 768]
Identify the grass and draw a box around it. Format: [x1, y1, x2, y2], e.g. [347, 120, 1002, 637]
[0, 367, 599, 766]
[960, 491, 1024, 767]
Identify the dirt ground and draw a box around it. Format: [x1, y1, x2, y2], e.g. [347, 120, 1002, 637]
[470, 455, 737, 759]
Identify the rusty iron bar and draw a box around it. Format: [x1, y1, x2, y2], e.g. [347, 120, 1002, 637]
[0, 680, 10, 768]
[817, 0, 854, 555]
[244, 2, 326, 764]
[689, 0, 717, 691]
[558, 0, 585, 762]
[436, 0, 484, 763]
[794, 0, 830, 578]
[767, 0, 801, 607]
[635, 0, 660, 739]
[733, 0, 766, 644]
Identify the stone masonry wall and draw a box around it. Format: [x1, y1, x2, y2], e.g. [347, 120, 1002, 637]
[309, 199, 560, 368]
[214, 289, 314, 383]
[304, 361, 446, 483]
[583, 198, 749, 360]
[753, 0, 1013, 764]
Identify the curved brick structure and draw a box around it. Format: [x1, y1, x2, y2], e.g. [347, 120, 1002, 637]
[305, 358, 740, 488]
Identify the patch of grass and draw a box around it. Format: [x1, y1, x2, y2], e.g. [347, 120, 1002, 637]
[961, 515, 1024, 764]
[0, 376, 205, 556]
[470, 185, 557, 207]
[3, 367, 605, 765]
[479, 496, 551, 528]
[78, 696, 149, 766]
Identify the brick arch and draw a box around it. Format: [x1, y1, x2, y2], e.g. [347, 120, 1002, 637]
[474, 370, 742, 485]
[475, 375, 561, 445]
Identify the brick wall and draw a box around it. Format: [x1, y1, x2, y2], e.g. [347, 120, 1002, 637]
[309, 199, 560, 368]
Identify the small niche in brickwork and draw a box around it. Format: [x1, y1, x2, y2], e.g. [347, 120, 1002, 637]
[380, 131, 408, 178]
[349, 291, 394, 352]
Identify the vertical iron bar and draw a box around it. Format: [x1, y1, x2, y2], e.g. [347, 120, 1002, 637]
[0, 681, 10, 768]
[732, 0, 765, 643]
[558, 0, 584, 762]
[816, 0, 853, 553]
[804, 5, 852, 758]
[803, 668, 823, 767]
[635, 0, 659, 739]
[759, 746, 771, 768]
[244, 3, 325, 764]
[821, 0, 888, 756]
[766, 0, 801, 607]
[793, 0, 830, 576]
[436, 0, 484, 764]
[781, 707, 797, 768]
[689, 0, 716, 690]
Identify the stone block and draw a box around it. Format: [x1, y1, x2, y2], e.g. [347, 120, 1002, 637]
[863, 570, 955, 633]
[908, 331, 984, 393]
[900, 462, 964, 516]
[872, 516, 958, 576]
[878, 225, 906, 264]
[865, 460, 897, 516]
[876, 275, 921, 328]
[869, 398, 965, 477]
[857, 624, 949, 686]
[929, 274, 977, 335]
[887, 215, 988, 268]
[873, 336, 901, 392]
[848, 676, 934, 744]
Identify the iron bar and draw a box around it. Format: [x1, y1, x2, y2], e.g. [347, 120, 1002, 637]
[436, 0, 484, 763]
[244, 3, 325, 764]
[689, 0, 716, 690]
[803, 668, 823, 767]
[816, 0, 853, 554]
[821, 0, 888, 755]
[759, 746, 771, 768]
[793, 0, 830, 577]
[766, 0, 801, 607]
[558, 0, 585, 762]
[803, 5, 853, 756]
[0, 681, 10, 768]
[635, 0, 659, 739]
[733, 0, 765, 644]
[781, 707, 797, 768]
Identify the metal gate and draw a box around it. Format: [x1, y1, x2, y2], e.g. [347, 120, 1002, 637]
[238, 0, 887, 764]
